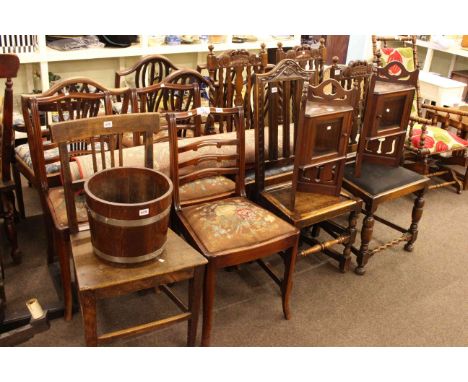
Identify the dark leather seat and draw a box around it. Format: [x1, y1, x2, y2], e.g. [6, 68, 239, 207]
[344, 162, 427, 196]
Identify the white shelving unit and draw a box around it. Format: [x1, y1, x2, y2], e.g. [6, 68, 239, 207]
[13, 35, 301, 92]
[417, 38, 468, 76]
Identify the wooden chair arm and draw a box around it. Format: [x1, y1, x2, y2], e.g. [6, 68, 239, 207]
[421, 103, 468, 117]
[409, 115, 431, 125]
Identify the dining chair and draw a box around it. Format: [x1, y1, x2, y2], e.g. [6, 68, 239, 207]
[167, 106, 299, 346]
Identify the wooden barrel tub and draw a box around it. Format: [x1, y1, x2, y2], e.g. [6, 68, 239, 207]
[84, 167, 173, 265]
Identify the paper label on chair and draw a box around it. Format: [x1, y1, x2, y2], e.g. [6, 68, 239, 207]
[215, 108, 223, 113]
[103, 121, 113, 128]
[271, 87, 278, 93]
[197, 107, 210, 116]
[139, 208, 149, 216]
[335, 69, 340, 75]
[160, 83, 165, 88]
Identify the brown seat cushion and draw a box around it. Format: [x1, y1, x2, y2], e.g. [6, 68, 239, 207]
[179, 176, 235, 203]
[181, 197, 297, 255]
[48, 188, 88, 228]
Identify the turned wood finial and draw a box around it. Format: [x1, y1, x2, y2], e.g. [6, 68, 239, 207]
[277, 41, 283, 50]
[260, 42, 266, 51]
[332, 56, 339, 66]
[319, 38, 325, 47]
[208, 45, 214, 54]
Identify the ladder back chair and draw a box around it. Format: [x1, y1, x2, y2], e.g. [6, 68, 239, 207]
[372, 35, 468, 192]
[47, 112, 160, 320]
[343, 62, 430, 275]
[254, 65, 362, 272]
[167, 106, 299, 346]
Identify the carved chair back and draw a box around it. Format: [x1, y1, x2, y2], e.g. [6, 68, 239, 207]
[329, 57, 374, 151]
[207, 45, 267, 132]
[355, 61, 418, 176]
[167, 106, 245, 210]
[50, 113, 159, 233]
[130, 82, 202, 143]
[372, 35, 421, 116]
[290, 78, 358, 204]
[0, 54, 20, 183]
[115, 54, 179, 91]
[275, 39, 326, 85]
[252, 59, 315, 197]
[163, 68, 216, 108]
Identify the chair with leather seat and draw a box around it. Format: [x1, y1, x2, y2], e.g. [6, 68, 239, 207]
[167, 106, 299, 346]
[343, 61, 430, 275]
[372, 35, 468, 192]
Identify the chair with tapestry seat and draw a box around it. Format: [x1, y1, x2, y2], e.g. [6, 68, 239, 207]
[372, 35, 468, 192]
[275, 39, 327, 85]
[329, 57, 374, 154]
[21, 87, 130, 281]
[206, 44, 268, 132]
[126, 82, 202, 145]
[343, 61, 430, 275]
[167, 106, 299, 346]
[253, 60, 362, 273]
[45, 113, 160, 321]
[14, 78, 129, 219]
[0, 54, 21, 266]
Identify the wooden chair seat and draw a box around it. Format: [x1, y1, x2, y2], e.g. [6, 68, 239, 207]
[48, 187, 88, 229]
[344, 163, 427, 197]
[261, 186, 359, 229]
[179, 176, 235, 203]
[408, 123, 468, 154]
[180, 196, 297, 255]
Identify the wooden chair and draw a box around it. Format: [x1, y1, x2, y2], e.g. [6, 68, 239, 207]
[206, 44, 268, 132]
[128, 82, 202, 144]
[42, 113, 160, 321]
[115, 54, 178, 91]
[167, 106, 299, 346]
[14, 78, 128, 218]
[329, 57, 374, 153]
[253, 61, 362, 272]
[0, 54, 21, 318]
[343, 62, 430, 275]
[372, 35, 468, 192]
[275, 39, 327, 85]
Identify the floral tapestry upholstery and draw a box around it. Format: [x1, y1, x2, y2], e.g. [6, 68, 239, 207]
[48, 188, 88, 228]
[409, 123, 468, 154]
[70, 125, 295, 181]
[181, 197, 297, 255]
[15, 142, 61, 175]
[179, 176, 235, 203]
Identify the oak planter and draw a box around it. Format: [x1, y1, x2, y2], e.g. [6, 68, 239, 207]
[84, 167, 173, 265]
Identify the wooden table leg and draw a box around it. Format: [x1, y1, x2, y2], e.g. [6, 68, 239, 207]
[356, 210, 374, 276]
[187, 266, 203, 347]
[201, 263, 217, 347]
[80, 291, 97, 347]
[405, 189, 425, 252]
[341, 209, 358, 273]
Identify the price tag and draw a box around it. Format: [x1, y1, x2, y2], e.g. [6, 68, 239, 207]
[103, 121, 113, 128]
[196, 107, 210, 116]
[334, 69, 341, 76]
[271, 87, 278, 93]
[215, 108, 223, 113]
[139, 208, 149, 216]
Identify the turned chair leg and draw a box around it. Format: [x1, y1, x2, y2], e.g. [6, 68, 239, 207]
[281, 242, 298, 320]
[55, 233, 73, 321]
[201, 263, 217, 347]
[341, 210, 358, 273]
[356, 212, 374, 276]
[1, 192, 20, 264]
[405, 190, 425, 252]
[11, 165, 25, 219]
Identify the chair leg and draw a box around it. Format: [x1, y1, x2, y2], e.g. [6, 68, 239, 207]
[187, 266, 203, 347]
[54, 232, 73, 321]
[355, 212, 374, 276]
[1, 192, 20, 264]
[281, 242, 298, 320]
[44, 213, 56, 264]
[310, 225, 321, 238]
[341, 210, 358, 273]
[201, 263, 217, 347]
[11, 165, 25, 219]
[404, 190, 425, 252]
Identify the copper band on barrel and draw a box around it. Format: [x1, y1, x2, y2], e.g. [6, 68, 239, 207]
[92, 241, 167, 264]
[87, 206, 170, 227]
